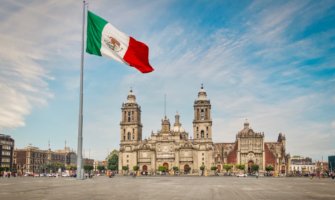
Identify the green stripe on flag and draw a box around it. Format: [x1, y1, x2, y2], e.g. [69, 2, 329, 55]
[86, 11, 108, 56]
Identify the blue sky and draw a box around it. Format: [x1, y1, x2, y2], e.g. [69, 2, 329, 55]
[0, 0, 334, 161]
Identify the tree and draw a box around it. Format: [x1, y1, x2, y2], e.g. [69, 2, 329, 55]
[122, 166, 129, 174]
[47, 162, 65, 173]
[223, 164, 233, 173]
[84, 165, 94, 172]
[97, 165, 105, 173]
[173, 166, 179, 175]
[211, 166, 217, 171]
[133, 165, 139, 172]
[200, 165, 205, 176]
[158, 166, 167, 173]
[236, 164, 245, 171]
[251, 164, 259, 172]
[211, 166, 218, 175]
[265, 165, 274, 172]
[84, 165, 94, 178]
[107, 150, 119, 171]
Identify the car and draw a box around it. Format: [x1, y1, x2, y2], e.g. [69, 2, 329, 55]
[47, 173, 56, 177]
[236, 173, 247, 177]
[24, 173, 33, 177]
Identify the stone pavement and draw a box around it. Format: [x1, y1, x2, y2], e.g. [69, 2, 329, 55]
[0, 176, 334, 200]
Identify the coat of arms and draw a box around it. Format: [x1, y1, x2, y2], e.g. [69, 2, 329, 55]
[104, 36, 123, 52]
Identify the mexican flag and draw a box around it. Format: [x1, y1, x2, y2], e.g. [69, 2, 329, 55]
[86, 11, 154, 73]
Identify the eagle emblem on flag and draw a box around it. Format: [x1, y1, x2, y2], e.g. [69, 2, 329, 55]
[105, 36, 123, 52]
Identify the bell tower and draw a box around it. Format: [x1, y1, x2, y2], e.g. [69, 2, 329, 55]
[120, 89, 142, 143]
[193, 84, 212, 141]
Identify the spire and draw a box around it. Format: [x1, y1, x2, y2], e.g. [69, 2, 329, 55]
[161, 116, 171, 133]
[197, 84, 207, 100]
[126, 88, 136, 103]
[244, 118, 249, 129]
[174, 111, 181, 127]
[164, 94, 166, 118]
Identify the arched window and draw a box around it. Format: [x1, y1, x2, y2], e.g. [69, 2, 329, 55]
[131, 111, 134, 121]
[127, 132, 131, 140]
[128, 112, 131, 122]
[200, 109, 205, 120]
[201, 130, 204, 138]
[206, 127, 209, 138]
[132, 133, 135, 140]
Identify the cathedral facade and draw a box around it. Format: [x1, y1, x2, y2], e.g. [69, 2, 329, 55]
[118, 86, 288, 174]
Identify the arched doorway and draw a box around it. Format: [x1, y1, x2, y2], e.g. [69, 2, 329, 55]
[248, 160, 254, 173]
[163, 162, 169, 171]
[184, 164, 191, 174]
[142, 165, 148, 172]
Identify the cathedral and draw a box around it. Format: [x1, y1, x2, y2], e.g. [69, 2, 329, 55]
[118, 85, 289, 175]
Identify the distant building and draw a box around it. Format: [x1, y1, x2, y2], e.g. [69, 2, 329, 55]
[93, 160, 106, 172]
[83, 158, 94, 166]
[14, 145, 77, 174]
[315, 161, 328, 174]
[14, 145, 49, 174]
[118, 86, 289, 175]
[329, 155, 335, 172]
[54, 147, 77, 166]
[0, 134, 15, 170]
[289, 155, 315, 174]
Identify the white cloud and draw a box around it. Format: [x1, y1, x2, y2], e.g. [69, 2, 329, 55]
[1, 0, 334, 161]
[0, 0, 82, 129]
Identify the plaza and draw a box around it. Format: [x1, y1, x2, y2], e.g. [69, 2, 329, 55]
[0, 176, 334, 200]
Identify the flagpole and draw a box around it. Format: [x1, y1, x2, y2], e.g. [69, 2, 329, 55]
[77, 0, 87, 180]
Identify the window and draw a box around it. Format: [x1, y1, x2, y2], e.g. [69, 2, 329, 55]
[201, 130, 204, 138]
[200, 109, 205, 120]
[197, 134, 199, 139]
[127, 132, 131, 140]
[128, 112, 131, 122]
[131, 111, 134, 121]
[132, 134, 135, 140]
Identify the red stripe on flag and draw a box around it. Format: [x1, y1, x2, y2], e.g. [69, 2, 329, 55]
[123, 37, 154, 73]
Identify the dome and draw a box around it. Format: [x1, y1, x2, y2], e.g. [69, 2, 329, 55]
[173, 126, 185, 133]
[126, 88, 136, 103]
[197, 84, 207, 100]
